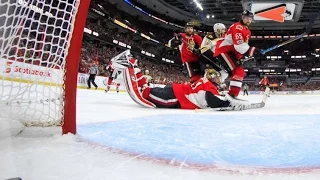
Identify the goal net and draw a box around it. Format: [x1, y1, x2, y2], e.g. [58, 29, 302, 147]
[0, 0, 90, 135]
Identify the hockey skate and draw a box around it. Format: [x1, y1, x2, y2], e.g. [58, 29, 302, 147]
[105, 86, 110, 93]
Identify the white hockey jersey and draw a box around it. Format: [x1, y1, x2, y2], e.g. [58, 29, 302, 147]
[144, 74, 153, 82]
[200, 34, 221, 53]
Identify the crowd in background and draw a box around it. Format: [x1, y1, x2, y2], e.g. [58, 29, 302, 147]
[6, 0, 320, 91]
[290, 82, 320, 91]
[78, 39, 188, 84]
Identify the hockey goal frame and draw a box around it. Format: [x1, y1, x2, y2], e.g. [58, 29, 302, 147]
[62, 0, 91, 134]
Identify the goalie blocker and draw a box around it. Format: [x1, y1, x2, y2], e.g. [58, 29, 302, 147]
[113, 50, 264, 111]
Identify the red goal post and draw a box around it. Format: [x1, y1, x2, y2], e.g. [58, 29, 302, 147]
[63, 0, 91, 134]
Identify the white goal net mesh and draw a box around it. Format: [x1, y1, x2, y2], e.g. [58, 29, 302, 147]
[0, 0, 80, 127]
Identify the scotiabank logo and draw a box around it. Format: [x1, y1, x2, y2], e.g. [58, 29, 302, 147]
[78, 74, 88, 84]
[5, 61, 13, 73]
[5, 61, 51, 77]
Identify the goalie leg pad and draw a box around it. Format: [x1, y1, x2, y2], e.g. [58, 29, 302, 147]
[142, 85, 180, 108]
[123, 68, 156, 108]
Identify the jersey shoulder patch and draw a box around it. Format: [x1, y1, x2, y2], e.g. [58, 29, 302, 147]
[236, 25, 243, 31]
[206, 34, 214, 40]
[213, 38, 220, 42]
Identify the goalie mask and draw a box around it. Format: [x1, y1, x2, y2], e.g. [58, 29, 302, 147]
[205, 69, 222, 84]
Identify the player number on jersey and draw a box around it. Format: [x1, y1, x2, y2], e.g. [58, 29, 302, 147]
[235, 33, 243, 40]
[191, 81, 202, 90]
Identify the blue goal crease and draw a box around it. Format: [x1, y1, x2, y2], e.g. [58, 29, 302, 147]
[78, 114, 320, 168]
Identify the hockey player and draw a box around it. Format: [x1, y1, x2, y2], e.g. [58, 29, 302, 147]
[214, 10, 261, 98]
[144, 70, 153, 86]
[259, 76, 269, 91]
[139, 69, 236, 109]
[200, 23, 227, 54]
[111, 50, 253, 111]
[200, 23, 228, 86]
[176, 22, 203, 82]
[105, 61, 120, 93]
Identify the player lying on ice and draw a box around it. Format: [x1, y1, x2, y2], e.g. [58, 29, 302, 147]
[111, 50, 268, 111]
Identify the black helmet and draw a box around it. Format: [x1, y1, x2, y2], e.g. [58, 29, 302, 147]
[185, 22, 194, 28]
[242, 10, 254, 18]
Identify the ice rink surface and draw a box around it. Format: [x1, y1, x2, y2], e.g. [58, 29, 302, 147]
[2, 88, 320, 180]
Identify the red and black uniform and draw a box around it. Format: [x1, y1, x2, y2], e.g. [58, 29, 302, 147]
[106, 61, 114, 74]
[179, 32, 203, 82]
[142, 78, 230, 109]
[214, 10, 258, 97]
[214, 22, 252, 97]
[259, 77, 269, 90]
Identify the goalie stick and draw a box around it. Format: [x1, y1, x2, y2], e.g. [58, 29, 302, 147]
[222, 86, 270, 111]
[260, 13, 317, 55]
[195, 87, 270, 112]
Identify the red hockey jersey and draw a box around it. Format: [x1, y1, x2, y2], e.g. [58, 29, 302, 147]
[259, 78, 269, 86]
[106, 61, 114, 71]
[214, 22, 251, 60]
[180, 33, 203, 63]
[172, 78, 220, 109]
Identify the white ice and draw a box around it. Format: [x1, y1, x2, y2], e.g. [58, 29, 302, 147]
[1, 88, 320, 180]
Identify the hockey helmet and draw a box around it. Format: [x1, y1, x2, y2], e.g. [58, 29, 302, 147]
[206, 69, 220, 79]
[241, 10, 254, 18]
[185, 22, 194, 28]
[213, 23, 226, 33]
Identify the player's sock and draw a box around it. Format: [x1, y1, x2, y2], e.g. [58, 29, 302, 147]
[228, 86, 241, 97]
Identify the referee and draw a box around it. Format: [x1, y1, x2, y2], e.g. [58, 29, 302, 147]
[243, 83, 249, 96]
[87, 62, 99, 89]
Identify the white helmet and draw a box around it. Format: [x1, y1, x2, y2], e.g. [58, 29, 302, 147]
[145, 70, 149, 74]
[213, 23, 226, 33]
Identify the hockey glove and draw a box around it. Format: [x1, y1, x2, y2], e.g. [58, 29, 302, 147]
[176, 33, 182, 44]
[192, 48, 201, 55]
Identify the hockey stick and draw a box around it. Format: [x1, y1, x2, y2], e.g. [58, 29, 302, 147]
[195, 87, 270, 112]
[218, 87, 270, 111]
[260, 14, 317, 55]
